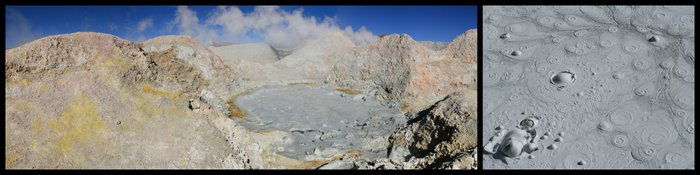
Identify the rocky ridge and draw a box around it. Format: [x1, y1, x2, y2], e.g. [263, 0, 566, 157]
[328, 29, 477, 113]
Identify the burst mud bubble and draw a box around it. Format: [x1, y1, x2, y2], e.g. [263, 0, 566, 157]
[483, 6, 694, 169]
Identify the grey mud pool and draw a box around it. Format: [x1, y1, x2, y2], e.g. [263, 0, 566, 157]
[482, 6, 694, 169]
[234, 85, 408, 161]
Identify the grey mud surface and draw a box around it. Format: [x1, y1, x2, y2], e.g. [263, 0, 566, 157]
[483, 6, 694, 169]
[235, 85, 407, 161]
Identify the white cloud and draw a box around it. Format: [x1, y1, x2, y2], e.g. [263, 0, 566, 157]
[80, 16, 92, 31]
[207, 6, 246, 37]
[171, 6, 378, 49]
[343, 26, 377, 46]
[170, 6, 218, 45]
[6, 8, 41, 49]
[136, 18, 153, 33]
[126, 17, 156, 42]
[174, 6, 199, 35]
[108, 23, 118, 31]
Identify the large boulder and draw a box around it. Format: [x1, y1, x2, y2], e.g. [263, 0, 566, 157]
[388, 91, 478, 169]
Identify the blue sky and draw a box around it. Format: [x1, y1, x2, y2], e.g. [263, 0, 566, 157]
[5, 6, 476, 49]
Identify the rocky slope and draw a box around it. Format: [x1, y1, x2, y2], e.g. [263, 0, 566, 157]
[418, 41, 449, 51]
[273, 31, 356, 81]
[219, 31, 356, 85]
[5, 32, 233, 168]
[328, 29, 477, 114]
[208, 43, 279, 64]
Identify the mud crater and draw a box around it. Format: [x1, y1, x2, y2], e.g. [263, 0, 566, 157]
[235, 85, 407, 161]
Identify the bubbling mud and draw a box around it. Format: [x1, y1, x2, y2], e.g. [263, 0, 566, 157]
[483, 6, 694, 169]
